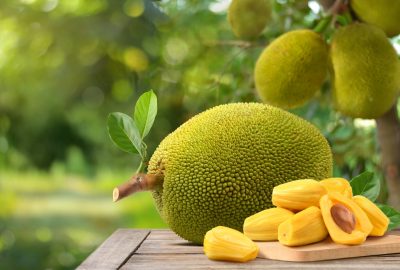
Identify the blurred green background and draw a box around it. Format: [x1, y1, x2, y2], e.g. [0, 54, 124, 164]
[0, 0, 399, 269]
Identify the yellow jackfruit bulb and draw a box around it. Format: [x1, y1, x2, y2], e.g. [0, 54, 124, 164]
[228, 0, 271, 39]
[278, 206, 328, 246]
[350, 0, 400, 37]
[320, 178, 352, 198]
[353, 195, 389, 236]
[272, 179, 327, 211]
[203, 226, 259, 262]
[254, 29, 328, 109]
[320, 193, 372, 245]
[243, 207, 294, 241]
[330, 23, 400, 119]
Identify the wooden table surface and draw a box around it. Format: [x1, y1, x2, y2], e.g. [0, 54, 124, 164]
[77, 229, 400, 270]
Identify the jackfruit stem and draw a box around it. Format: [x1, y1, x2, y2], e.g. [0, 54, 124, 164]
[113, 173, 164, 202]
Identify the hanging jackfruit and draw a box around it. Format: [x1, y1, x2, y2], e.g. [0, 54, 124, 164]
[350, 0, 400, 37]
[254, 29, 328, 109]
[330, 23, 400, 119]
[228, 0, 271, 39]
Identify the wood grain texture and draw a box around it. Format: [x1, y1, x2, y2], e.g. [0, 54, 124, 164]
[77, 229, 150, 270]
[80, 229, 400, 270]
[257, 233, 400, 261]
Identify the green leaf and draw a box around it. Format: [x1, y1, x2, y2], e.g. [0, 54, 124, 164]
[349, 171, 380, 202]
[107, 112, 143, 156]
[377, 204, 400, 231]
[134, 90, 157, 139]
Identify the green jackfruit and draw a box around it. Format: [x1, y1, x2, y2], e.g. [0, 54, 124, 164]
[330, 23, 399, 119]
[350, 0, 400, 37]
[144, 103, 332, 244]
[254, 29, 328, 109]
[228, 0, 271, 39]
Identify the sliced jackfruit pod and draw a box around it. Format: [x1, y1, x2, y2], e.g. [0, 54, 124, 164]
[272, 179, 327, 211]
[278, 206, 328, 246]
[320, 177, 353, 198]
[203, 226, 259, 262]
[320, 193, 372, 245]
[353, 195, 389, 236]
[243, 207, 294, 241]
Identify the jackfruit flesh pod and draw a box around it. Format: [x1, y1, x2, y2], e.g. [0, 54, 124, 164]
[320, 192, 373, 245]
[353, 195, 389, 236]
[272, 179, 327, 211]
[243, 207, 294, 241]
[350, 0, 400, 37]
[203, 226, 259, 262]
[330, 23, 400, 119]
[254, 29, 328, 109]
[148, 103, 333, 244]
[228, 0, 271, 39]
[320, 178, 352, 198]
[278, 206, 328, 246]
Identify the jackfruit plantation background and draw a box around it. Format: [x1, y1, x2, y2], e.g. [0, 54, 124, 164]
[0, 0, 399, 269]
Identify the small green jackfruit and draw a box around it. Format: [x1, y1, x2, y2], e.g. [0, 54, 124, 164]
[228, 0, 271, 39]
[254, 29, 328, 109]
[350, 0, 400, 37]
[330, 23, 400, 119]
[243, 207, 294, 241]
[146, 103, 332, 244]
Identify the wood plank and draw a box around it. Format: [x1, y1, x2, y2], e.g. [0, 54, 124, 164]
[258, 232, 400, 262]
[146, 230, 183, 240]
[77, 229, 150, 270]
[120, 253, 400, 269]
[136, 239, 203, 254]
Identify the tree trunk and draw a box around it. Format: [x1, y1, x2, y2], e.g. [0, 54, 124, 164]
[376, 105, 400, 210]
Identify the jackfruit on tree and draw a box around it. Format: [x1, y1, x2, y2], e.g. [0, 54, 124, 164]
[330, 23, 400, 119]
[243, 207, 294, 241]
[203, 226, 258, 262]
[228, 0, 271, 39]
[254, 29, 328, 109]
[272, 179, 327, 211]
[278, 206, 328, 246]
[320, 192, 373, 245]
[114, 103, 333, 244]
[350, 0, 400, 37]
[353, 195, 389, 236]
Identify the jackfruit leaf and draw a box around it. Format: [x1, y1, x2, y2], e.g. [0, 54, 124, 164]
[377, 204, 400, 231]
[350, 171, 380, 202]
[134, 90, 157, 139]
[107, 112, 143, 157]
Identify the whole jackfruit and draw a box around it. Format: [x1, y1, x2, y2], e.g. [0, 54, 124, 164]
[330, 23, 400, 119]
[254, 29, 329, 109]
[350, 0, 400, 37]
[228, 0, 271, 39]
[148, 103, 332, 244]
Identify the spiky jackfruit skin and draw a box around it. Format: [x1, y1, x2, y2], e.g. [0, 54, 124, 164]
[350, 0, 400, 37]
[254, 30, 328, 109]
[330, 23, 400, 119]
[147, 103, 333, 244]
[228, 0, 271, 39]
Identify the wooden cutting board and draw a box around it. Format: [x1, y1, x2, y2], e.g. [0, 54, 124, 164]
[257, 232, 400, 262]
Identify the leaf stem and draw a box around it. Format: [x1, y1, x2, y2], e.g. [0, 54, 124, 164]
[313, 15, 333, 33]
[135, 159, 145, 174]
